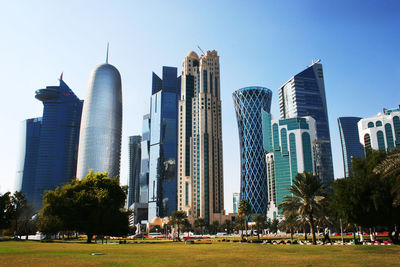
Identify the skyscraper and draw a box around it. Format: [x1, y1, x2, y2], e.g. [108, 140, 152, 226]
[148, 66, 180, 220]
[76, 58, 122, 179]
[233, 193, 239, 214]
[127, 135, 141, 208]
[177, 50, 224, 223]
[358, 106, 400, 151]
[262, 110, 317, 220]
[337, 117, 365, 178]
[140, 114, 151, 204]
[17, 77, 83, 210]
[232, 86, 272, 215]
[279, 60, 334, 183]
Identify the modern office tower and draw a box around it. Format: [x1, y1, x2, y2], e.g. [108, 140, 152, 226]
[76, 58, 122, 179]
[337, 117, 365, 178]
[16, 118, 42, 206]
[177, 50, 224, 223]
[233, 86, 272, 216]
[148, 66, 180, 221]
[140, 114, 151, 204]
[127, 135, 141, 208]
[16, 77, 83, 210]
[261, 110, 317, 220]
[358, 105, 400, 151]
[279, 60, 334, 184]
[233, 193, 240, 214]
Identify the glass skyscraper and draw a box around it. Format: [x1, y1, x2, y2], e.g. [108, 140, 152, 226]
[148, 66, 180, 220]
[262, 110, 317, 220]
[337, 117, 365, 178]
[233, 193, 239, 214]
[77, 61, 122, 179]
[17, 77, 83, 210]
[127, 135, 141, 208]
[233, 86, 272, 215]
[279, 61, 334, 184]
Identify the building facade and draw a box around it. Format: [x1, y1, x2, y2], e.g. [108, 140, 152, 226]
[76, 62, 122, 179]
[232, 86, 272, 216]
[16, 118, 42, 207]
[148, 66, 180, 220]
[233, 192, 239, 214]
[177, 50, 224, 223]
[262, 110, 317, 220]
[17, 77, 83, 210]
[337, 117, 365, 178]
[127, 135, 141, 208]
[279, 60, 334, 184]
[358, 106, 400, 151]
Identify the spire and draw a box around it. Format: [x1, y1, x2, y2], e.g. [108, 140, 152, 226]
[106, 42, 109, 64]
[60, 72, 63, 81]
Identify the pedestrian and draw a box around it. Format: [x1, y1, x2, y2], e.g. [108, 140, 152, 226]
[322, 228, 332, 245]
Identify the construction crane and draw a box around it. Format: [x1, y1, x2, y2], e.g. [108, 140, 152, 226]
[197, 45, 205, 56]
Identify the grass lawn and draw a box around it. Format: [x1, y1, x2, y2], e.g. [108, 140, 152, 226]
[0, 241, 399, 266]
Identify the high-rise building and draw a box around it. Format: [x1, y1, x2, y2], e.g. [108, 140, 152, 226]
[148, 66, 180, 220]
[140, 114, 151, 204]
[358, 105, 400, 151]
[127, 135, 141, 208]
[233, 193, 240, 214]
[76, 58, 122, 179]
[262, 110, 317, 220]
[232, 86, 272, 215]
[337, 117, 365, 178]
[177, 50, 224, 223]
[17, 77, 83, 210]
[279, 60, 334, 184]
[16, 118, 42, 206]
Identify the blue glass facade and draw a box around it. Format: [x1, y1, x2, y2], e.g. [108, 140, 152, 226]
[233, 86, 272, 215]
[140, 114, 150, 204]
[279, 62, 334, 184]
[16, 118, 42, 206]
[337, 117, 365, 178]
[148, 66, 180, 220]
[127, 135, 141, 208]
[17, 78, 82, 210]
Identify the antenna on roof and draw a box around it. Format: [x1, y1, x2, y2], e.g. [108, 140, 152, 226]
[197, 45, 205, 56]
[106, 42, 109, 64]
[60, 72, 64, 81]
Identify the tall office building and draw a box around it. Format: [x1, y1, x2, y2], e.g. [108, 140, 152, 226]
[16, 118, 42, 206]
[177, 50, 224, 223]
[233, 193, 240, 214]
[262, 110, 317, 220]
[358, 106, 400, 151]
[232, 86, 272, 215]
[77, 58, 122, 179]
[279, 60, 334, 183]
[17, 77, 83, 210]
[127, 135, 141, 208]
[148, 66, 180, 220]
[140, 114, 151, 204]
[337, 117, 365, 178]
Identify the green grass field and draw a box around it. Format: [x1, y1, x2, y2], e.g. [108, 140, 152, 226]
[0, 240, 399, 266]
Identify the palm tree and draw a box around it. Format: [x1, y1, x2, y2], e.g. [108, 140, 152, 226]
[170, 210, 187, 241]
[374, 148, 400, 206]
[279, 172, 325, 245]
[238, 199, 251, 240]
[252, 214, 266, 240]
[278, 213, 298, 241]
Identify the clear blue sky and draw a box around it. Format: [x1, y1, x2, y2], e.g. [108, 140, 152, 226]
[1, 0, 399, 212]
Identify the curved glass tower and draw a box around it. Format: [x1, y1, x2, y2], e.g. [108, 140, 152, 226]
[77, 63, 122, 179]
[233, 86, 272, 215]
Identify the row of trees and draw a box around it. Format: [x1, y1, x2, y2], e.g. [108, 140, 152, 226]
[276, 148, 400, 245]
[0, 191, 36, 238]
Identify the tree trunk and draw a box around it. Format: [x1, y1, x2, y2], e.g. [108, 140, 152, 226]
[290, 230, 293, 241]
[87, 233, 93, 243]
[177, 225, 180, 241]
[244, 218, 248, 240]
[308, 213, 316, 245]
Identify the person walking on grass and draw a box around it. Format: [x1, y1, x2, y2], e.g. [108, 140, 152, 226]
[322, 228, 332, 244]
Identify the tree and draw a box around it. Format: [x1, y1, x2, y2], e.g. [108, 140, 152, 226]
[278, 214, 298, 241]
[209, 220, 220, 235]
[279, 172, 325, 245]
[0, 192, 12, 230]
[39, 170, 129, 242]
[194, 217, 207, 235]
[222, 219, 234, 235]
[170, 210, 187, 241]
[374, 148, 400, 206]
[252, 214, 266, 240]
[238, 199, 251, 240]
[270, 218, 279, 235]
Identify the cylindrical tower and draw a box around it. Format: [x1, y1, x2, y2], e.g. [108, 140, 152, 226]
[232, 86, 272, 215]
[76, 63, 122, 179]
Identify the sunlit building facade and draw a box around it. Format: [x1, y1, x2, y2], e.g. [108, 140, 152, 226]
[233, 86, 272, 216]
[262, 110, 317, 220]
[127, 135, 141, 208]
